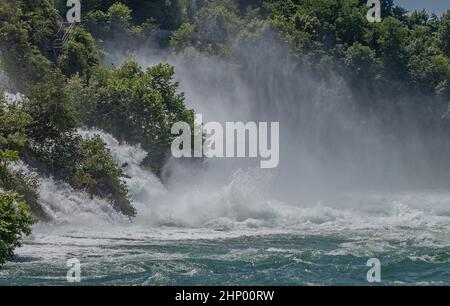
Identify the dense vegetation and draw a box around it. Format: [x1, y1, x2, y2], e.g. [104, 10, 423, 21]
[0, 0, 449, 264]
[0, 0, 196, 264]
[0, 191, 34, 265]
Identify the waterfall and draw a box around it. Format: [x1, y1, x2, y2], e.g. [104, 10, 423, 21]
[9, 160, 127, 226]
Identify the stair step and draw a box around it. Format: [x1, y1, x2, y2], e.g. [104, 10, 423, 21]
[52, 22, 76, 66]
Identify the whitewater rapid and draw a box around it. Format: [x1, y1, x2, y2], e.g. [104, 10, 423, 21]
[4, 90, 450, 284]
[1, 128, 449, 285]
[14, 128, 450, 246]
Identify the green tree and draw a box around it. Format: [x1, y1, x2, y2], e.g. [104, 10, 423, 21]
[438, 11, 450, 57]
[19, 75, 135, 217]
[24, 72, 79, 143]
[0, 89, 35, 265]
[0, 0, 58, 89]
[0, 191, 34, 266]
[344, 42, 378, 80]
[108, 2, 133, 37]
[72, 136, 135, 216]
[368, 17, 409, 80]
[72, 62, 194, 176]
[170, 22, 195, 51]
[408, 10, 430, 28]
[335, 0, 365, 46]
[59, 27, 100, 78]
[193, 0, 243, 55]
[0, 91, 47, 220]
[127, 0, 188, 29]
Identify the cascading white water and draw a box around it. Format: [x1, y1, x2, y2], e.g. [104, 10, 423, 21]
[2, 19, 450, 288]
[9, 160, 127, 226]
[78, 129, 166, 202]
[4, 126, 450, 286]
[7, 44, 447, 235]
[65, 128, 450, 249]
[3, 33, 449, 234]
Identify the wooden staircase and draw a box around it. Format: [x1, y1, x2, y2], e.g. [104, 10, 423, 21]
[51, 21, 76, 64]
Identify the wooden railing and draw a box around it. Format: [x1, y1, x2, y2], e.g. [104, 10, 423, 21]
[53, 22, 76, 51]
[52, 22, 76, 63]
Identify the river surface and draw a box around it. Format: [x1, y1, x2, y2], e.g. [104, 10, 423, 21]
[1, 191, 450, 285]
[1, 129, 450, 286]
[2, 39, 450, 286]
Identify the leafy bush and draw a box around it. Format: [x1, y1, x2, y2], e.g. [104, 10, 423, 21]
[14, 75, 135, 217]
[24, 72, 79, 143]
[0, 0, 58, 89]
[59, 27, 100, 78]
[72, 136, 135, 217]
[0, 90, 46, 220]
[170, 23, 195, 51]
[68, 62, 194, 176]
[182, 1, 243, 55]
[25, 131, 135, 217]
[0, 191, 34, 266]
[1, 168, 46, 221]
[85, 2, 132, 40]
[438, 11, 450, 57]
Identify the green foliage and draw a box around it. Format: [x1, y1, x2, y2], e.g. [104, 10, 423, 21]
[170, 23, 195, 51]
[0, 91, 46, 220]
[72, 137, 135, 217]
[1, 0, 450, 239]
[108, 2, 133, 31]
[371, 17, 409, 78]
[65, 74, 100, 123]
[85, 2, 132, 39]
[438, 11, 450, 57]
[127, 0, 188, 30]
[82, 0, 189, 30]
[59, 27, 100, 78]
[84, 2, 160, 48]
[84, 9, 110, 39]
[0, 0, 58, 89]
[0, 94, 31, 153]
[258, 0, 449, 100]
[27, 131, 135, 217]
[193, 1, 244, 55]
[409, 54, 450, 96]
[13, 75, 135, 217]
[408, 10, 430, 28]
[344, 42, 379, 81]
[24, 72, 79, 143]
[335, 0, 366, 46]
[0, 167, 46, 221]
[0, 191, 34, 266]
[68, 62, 194, 176]
[168, 0, 246, 55]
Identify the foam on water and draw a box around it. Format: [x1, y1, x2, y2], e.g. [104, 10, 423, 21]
[2, 36, 450, 285]
[3, 55, 450, 250]
[15, 129, 450, 253]
[2, 129, 449, 285]
[9, 160, 127, 227]
[77, 129, 166, 203]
